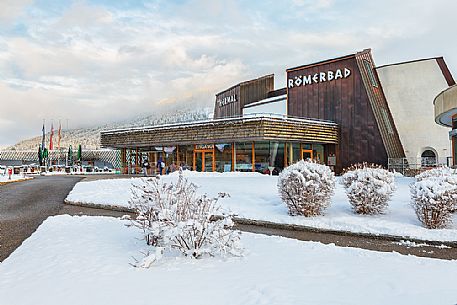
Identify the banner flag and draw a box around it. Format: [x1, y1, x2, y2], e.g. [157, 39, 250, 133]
[49, 123, 54, 150]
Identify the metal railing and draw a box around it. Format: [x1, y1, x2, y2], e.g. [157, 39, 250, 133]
[388, 157, 451, 176]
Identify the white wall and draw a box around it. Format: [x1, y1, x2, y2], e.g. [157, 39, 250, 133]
[243, 98, 287, 116]
[376, 59, 451, 164]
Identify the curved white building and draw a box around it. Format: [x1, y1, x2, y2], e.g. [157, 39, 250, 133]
[376, 57, 455, 166]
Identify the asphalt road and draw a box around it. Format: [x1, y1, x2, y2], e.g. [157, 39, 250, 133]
[0, 175, 456, 262]
[0, 176, 127, 262]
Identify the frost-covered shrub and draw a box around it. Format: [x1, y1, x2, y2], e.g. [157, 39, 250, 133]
[410, 173, 457, 229]
[278, 160, 335, 217]
[128, 170, 242, 264]
[415, 167, 457, 181]
[341, 163, 395, 215]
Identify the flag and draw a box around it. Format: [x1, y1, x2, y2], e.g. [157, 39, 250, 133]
[41, 122, 45, 151]
[49, 123, 54, 150]
[58, 121, 62, 150]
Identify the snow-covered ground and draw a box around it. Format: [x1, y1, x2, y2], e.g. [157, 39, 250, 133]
[0, 174, 31, 183]
[65, 171, 457, 241]
[0, 215, 456, 305]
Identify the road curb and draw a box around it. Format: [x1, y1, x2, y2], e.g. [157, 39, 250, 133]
[229, 217, 457, 247]
[64, 199, 135, 214]
[0, 177, 33, 186]
[62, 199, 457, 247]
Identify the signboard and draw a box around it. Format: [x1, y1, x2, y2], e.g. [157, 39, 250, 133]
[216, 94, 237, 107]
[288, 68, 351, 89]
[195, 144, 214, 150]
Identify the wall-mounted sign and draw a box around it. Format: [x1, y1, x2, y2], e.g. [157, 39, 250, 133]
[196, 144, 214, 150]
[217, 94, 237, 107]
[288, 68, 351, 88]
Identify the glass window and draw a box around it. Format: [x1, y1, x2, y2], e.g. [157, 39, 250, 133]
[381, 108, 394, 134]
[254, 142, 271, 174]
[235, 142, 252, 172]
[291, 143, 301, 164]
[363, 60, 378, 87]
[215, 144, 232, 172]
[313, 144, 324, 163]
[270, 142, 284, 173]
[177, 145, 193, 171]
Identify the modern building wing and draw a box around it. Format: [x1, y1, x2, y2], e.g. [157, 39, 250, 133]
[101, 48, 455, 174]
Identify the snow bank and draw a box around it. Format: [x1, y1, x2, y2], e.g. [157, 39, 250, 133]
[0, 215, 456, 305]
[0, 174, 32, 184]
[65, 172, 457, 241]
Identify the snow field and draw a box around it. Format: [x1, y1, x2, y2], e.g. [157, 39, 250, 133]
[0, 215, 456, 305]
[65, 171, 457, 241]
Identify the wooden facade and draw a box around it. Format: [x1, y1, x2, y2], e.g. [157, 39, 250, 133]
[214, 75, 274, 119]
[286, 49, 404, 172]
[101, 116, 338, 149]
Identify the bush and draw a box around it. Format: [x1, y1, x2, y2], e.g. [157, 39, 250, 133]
[410, 173, 457, 229]
[128, 170, 242, 265]
[341, 163, 395, 215]
[278, 160, 335, 217]
[415, 167, 457, 181]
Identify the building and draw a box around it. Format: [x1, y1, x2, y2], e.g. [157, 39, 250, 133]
[377, 58, 455, 166]
[434, 84, 457, 166]
[101, 49, 455, 174]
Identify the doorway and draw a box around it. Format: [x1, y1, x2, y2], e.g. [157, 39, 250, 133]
[194, 150, 215, 172]
[301, 149, 313, 160]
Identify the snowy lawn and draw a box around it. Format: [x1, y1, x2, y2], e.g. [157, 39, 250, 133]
[0, 174, 32, 184]
[0, 215, 456, 305]
[65, 171, 457, 241]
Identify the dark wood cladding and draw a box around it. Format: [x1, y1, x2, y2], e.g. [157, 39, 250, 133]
[436, 57, 456, 86]
[286, 49, 404, 172]
[355, 50, 405, 160]
[101, 117, 338, 149]
[214, 75, 274, 119]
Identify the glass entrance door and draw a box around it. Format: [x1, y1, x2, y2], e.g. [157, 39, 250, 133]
[301, 149, 313, 160]
[194, 150, 214, 172]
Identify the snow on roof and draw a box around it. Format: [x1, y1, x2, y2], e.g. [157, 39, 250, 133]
[101, 113, 337, 135]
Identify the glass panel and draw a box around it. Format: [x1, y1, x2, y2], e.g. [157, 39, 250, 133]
[215, 144, 232, 172]
[204, 152, 213, 172]
[235, 142, 253, 172]
[291, 143, 300, 164]
[195, 152, 203, 172]
[270, 142, 284, 173]
[177, 145, 193, 170]
[254, 142, 271, 174]
[302, 143, 312, 150]
[313, 144, 324, 163]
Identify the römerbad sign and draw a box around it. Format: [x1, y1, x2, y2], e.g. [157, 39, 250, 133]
[288, 68, 351, 88]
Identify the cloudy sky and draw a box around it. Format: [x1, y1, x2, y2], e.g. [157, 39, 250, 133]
[1, 0, 456, 146]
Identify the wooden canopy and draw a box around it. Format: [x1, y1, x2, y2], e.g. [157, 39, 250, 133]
[100, 116, 338, 149]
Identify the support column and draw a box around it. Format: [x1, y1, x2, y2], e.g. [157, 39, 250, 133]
[232, 142, 236, 172]
[252, 142, 255, 172]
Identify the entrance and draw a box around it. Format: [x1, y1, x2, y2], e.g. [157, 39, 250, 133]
[301, 149, 313, 160]
[194, 149, 215, 172]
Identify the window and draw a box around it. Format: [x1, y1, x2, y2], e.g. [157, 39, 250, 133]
[381, 108, 394, 134]
[363, 60, 378, 87]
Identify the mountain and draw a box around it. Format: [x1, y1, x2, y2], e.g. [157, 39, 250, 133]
[6, 107, 213, 151]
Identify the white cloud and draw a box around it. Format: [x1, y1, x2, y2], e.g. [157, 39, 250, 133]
[1, 0, 457, 146]
[0, 0, 33, 24]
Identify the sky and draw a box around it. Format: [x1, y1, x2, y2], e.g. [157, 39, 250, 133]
[1, 0, 457, 147]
